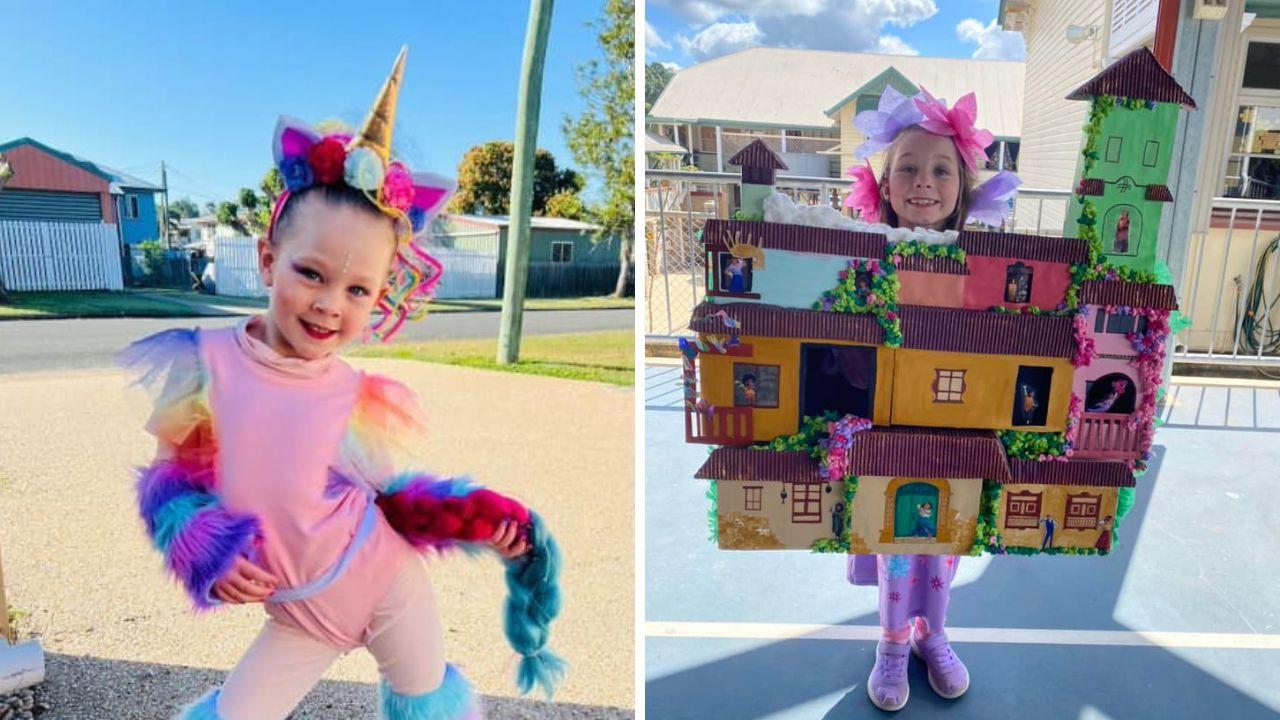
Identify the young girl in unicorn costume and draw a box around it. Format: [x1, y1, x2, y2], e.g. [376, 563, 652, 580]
[119, 48, 563, 720]
[842, 86, 1019, 712]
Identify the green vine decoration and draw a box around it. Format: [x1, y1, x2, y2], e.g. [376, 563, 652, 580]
[997, 429, 1068, 460]
[814, 257, 903, 347]
[886, 239, 967, 264]
[971, 478, 1003, 555]
[706, 480, 718, 544]
[811, 475, 859, 554]
[1003, 545, 1105, 556]
[989, 305, 1073, 318]
[763, 412, 838, 458]
[732, 210, 764, 222]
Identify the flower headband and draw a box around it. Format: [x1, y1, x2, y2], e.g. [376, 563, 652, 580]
[267, 47, 456, 342]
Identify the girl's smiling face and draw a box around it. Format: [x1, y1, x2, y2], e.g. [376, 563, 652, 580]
[885, 128, 961, 231]
[256, 192, 396, 359]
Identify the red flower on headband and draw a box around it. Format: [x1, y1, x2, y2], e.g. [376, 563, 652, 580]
[309, 137, 347, 185]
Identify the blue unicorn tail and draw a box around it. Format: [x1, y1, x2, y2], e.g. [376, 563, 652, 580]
[503, 511, 566, 698]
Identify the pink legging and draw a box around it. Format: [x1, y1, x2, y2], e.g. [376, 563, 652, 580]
[215, 556, 445, 720]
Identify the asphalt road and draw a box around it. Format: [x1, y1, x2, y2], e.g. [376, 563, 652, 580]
[0, 309, 634, 374]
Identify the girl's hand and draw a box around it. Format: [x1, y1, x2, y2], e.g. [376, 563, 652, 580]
[211, 556, 279, 604]
[489, 519, 530, 559]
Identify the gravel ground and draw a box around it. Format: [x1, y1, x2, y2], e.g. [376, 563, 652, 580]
[0, 359, 634, 718]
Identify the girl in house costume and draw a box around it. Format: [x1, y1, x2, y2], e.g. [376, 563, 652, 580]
[843, 86, 1019, 712]
[119, 49, 563, 720]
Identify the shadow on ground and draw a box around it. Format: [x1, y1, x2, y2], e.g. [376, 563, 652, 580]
[29, 653, 631, 719]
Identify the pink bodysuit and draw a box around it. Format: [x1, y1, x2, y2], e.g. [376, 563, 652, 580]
[201, 317, 416, 650]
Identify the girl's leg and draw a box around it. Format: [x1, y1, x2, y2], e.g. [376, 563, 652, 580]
[365, 557, 480, 719]
[868, 554, 912, 711]
[199, 619, 342, 720]
[909, 555, 968, 700]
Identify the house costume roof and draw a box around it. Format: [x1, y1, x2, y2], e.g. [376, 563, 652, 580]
[957, 231, 1090, 265]
[1145, 184, 1174, 202]
[690, 301, 883, 344]
[1009, 459, 1136, 488]
[701, 219, 887, 258]
[898, 305, 1076, 359]
[1079, 280, 1178, 310]
[728, 139, 788, 170]
[1065, 46, 1197, 109]
[648, 47, 1024, 135]
[695, 426, 1013, 483]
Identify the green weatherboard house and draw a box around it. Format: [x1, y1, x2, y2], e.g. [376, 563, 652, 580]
[1064, 47, 1197, 275]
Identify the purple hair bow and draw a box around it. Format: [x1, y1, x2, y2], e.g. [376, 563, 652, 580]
[967, 171, 1021, 226]
[852, 86, 925, 161]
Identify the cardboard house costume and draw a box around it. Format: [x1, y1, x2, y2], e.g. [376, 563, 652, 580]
[682, 48, 1188, 557]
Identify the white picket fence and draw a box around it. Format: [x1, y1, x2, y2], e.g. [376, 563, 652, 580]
[0, 220, 123, 291]
[212, 230, 500, 300]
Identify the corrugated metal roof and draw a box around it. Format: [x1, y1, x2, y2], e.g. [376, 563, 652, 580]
[1079, 280, 1178, 310]
[0, 137, 161, 192]
[1009, 459, 1135, 487]
[899, 304, 1076, 358]
[1145, 184, 1173, 202]
[690, 301, 883, 344]
[958, 230, 1089, 264]
[702, 218, 887, 258]
[1065, 47, 1197, 109]
[648, 47, 1024, 136]
[644, 131, 686, 154]
[695, 449, 824, 484]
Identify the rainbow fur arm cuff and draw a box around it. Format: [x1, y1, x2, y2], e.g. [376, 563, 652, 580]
[137, 459, 260, 610]
[375, 473, 567, 698]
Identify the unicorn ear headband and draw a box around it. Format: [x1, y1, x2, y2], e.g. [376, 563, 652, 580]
[846, 85, 1020, 226]
[268, 46, 456, 341]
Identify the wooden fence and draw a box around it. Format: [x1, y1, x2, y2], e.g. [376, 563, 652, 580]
[0, 220, 123, 291]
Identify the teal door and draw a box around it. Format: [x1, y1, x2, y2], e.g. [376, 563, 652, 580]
[894, 482, 939, 538]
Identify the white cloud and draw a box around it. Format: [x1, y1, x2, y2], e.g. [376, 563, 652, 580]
[661, 61, 682, 72]
[676, 22, 765, 61]
[653, 0, 938, 60]
[874, 34, 919, 56]
[646, 21, 671, 51]
[956, 18, 1026, 60]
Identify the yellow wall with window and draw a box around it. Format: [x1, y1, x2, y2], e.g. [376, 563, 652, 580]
[698, 336, 894, 442]
[890, 349, 1074, 431]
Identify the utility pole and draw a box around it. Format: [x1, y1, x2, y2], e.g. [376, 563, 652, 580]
[497, 0, 554, 365]
[160, 161, 171, 249]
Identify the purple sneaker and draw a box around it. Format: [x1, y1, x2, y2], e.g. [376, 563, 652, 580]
[867, 639, 910, 711]
[911, 630, 969, 699]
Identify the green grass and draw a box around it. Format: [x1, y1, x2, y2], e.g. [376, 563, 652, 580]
[0, 291, 199, 319]
[347, 330, 634, 386]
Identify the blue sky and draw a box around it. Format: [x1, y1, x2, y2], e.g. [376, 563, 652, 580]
[0, 1, 613, 208]
[645, 0, 1025, 66]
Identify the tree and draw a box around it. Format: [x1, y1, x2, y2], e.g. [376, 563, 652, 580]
[204, 202, 216, 215]
[450, 141, 583, 216]
[645, 61, 674, 112]
[216, 201, 247, 234]
[167, 197, 200, 220]
[563, 0, 634, 297]
[545, 190, 585, 220]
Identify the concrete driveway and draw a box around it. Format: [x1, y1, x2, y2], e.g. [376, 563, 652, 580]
[0, 359, 634, 718]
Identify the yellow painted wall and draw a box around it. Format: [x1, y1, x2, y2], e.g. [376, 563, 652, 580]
[699, 335, 894, 441]
[891, 349, 1074, 431]
[996, 483, 1119, 550]
[848, 476, 981, 555]
[717, 479, 844, 550]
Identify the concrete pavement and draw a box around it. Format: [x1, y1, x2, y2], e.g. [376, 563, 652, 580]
[0, 359, 634, 717]
[0, 309, 634, 374]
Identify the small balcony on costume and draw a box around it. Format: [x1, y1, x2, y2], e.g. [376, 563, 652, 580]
[686, 404, 755, 446]
[1073, 412, 1144, 460]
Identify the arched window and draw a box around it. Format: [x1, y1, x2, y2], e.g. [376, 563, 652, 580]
[1084, 372, 1137, 414]
[1005, 262, 1033, 304]
[893, 482, 940, 539]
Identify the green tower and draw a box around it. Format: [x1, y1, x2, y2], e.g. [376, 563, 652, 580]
[1064, 47, 1196, 276]
[728, 138, 787, 220]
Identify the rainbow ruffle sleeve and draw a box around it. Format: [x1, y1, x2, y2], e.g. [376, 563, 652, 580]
[118, 329, 259, 610]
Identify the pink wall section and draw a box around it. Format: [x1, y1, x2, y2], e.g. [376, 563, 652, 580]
[1074, 308, 1142, 403]
[897, 271, 964, 307]
[963, 257, 1072, 311]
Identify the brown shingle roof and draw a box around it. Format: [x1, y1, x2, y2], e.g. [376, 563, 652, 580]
[695, 426, 1013, 482]
[702, 219, 886, 258]
[899, 305, 1076, 358]
[1065, 46, 1197, 109]
[727, 139, 789, 170]
[1009, 459, 1136, 488]
[695, 449, 823, 484]
[1079, 281, 1178, 310]
[1145, 184, 1174, 202]
[690, 301, 884, 344]
[846, 426, 1012, 481]
[958, 231, 1089, 265]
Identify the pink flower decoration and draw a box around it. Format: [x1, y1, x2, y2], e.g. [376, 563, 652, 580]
[381, 162, 415, 212]
[842, 161, 881, 224]
[913, 87, 995, 174]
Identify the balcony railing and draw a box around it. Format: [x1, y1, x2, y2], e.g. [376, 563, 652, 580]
[1073, 412, 1142, 460]
[686, 405, 754, 446]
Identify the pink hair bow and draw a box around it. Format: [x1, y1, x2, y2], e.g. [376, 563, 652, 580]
[842, 161, 881, 224]
[914, 88, 995, 174]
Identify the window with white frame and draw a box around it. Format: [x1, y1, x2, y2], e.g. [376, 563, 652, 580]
[1223, 41, 1280, 200]
[983, 140, 1020, 171]
[126, 195, 139, 219]
[550, 241, 573, 263]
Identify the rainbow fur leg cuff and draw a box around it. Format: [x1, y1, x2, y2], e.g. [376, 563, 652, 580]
[138, 459, 260, 610]
[175, 689, 222, 720]
[380, 665, 482, 720]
